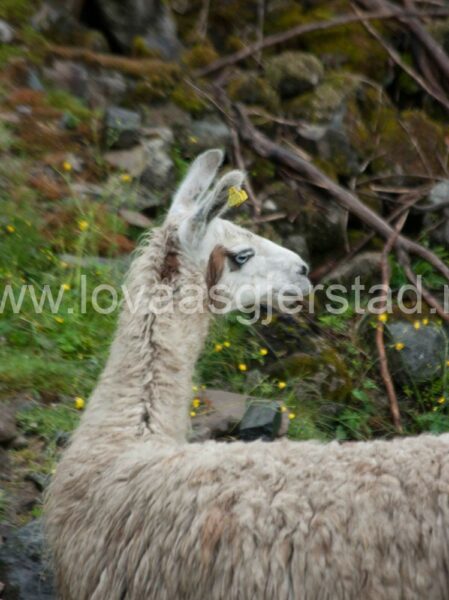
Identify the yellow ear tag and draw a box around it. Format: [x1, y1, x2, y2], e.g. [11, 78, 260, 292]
[227, 186, 248, 208]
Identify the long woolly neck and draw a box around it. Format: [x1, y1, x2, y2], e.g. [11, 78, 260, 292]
[85, 225, 211, 443]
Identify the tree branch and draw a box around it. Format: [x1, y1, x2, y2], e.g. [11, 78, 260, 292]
[195, 7, 449, 77]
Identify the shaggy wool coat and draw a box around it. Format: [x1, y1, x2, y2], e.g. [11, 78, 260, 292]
[45, 207, 449, 600]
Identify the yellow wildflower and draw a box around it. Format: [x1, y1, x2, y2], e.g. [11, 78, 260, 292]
[378, 313, 388, 323]
[238, 363, 247, 372]
[62, 161, 72, 172]
[288, 412, 296, 420]
[259, 347, 268, 356]
[278, 381, 287, 390]
[446, 360, 449, 368]
[192, 398, 201, 408]
[6, 224, 15, 233]
[438, 396, 446, 405]
[422, 318, 429, 326]
[223, 341, 231, 348]
[120, 173, 132, 183]
[60, 261, 69, 268]
[414, 321, 421, 330]
[192, 385, 199, 392]
[54, 316, 64, 324]
[78, 220, 89, 232]
[74, 397, 85, 410]
[190, 411, 197, 417]
[214, 343, 223, 352]
[62, 283, 71, 291]
[280, 405, 287, 413]
[394, 342, 405, 351]
[228, 186, 248, 208]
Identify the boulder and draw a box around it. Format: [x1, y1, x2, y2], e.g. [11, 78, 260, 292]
[423, 180, 449, 248]
[266, 51, 324, 99]
[103, 107, 142, 150]
[228, 72, 279, 111]
[387, 320, 447, 385]
[190, 389, 288, 441]
[43, 61, 128, 108]
[0, 520, 54, 600]
[238, 401, 282, 441]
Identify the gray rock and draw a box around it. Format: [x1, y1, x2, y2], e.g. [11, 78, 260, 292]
[189, 389, 246, 441]
[141, 137, 174, 190]
[0, 405, 18, 445]
[90, 0, 181, 58]
[323, 252, 382, 288]
[189, 389, 288, 442]
[423, 180, 449, 248]
[0, 20, 14, 44]
[387, 320, 447, 385]
[104, 145, 149, 177]
[43, 61, 128, 108]
[238, 401, 282, 441]
[87, 72, 128, 108]
[266, 51, 324, 99]
[103, 107, 142, 150]
[43, 60, 89, 100]
[181, 117, 232, 157]
[0, 519, 54, 600]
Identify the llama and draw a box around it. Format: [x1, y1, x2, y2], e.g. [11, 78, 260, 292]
[45, 150, 449, 600]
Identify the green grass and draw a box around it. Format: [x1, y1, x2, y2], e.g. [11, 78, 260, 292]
[17, 403, 80, 442]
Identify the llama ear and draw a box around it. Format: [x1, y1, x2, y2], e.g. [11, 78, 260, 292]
[193, 170, 246, 226]
[169, 149, 224, 215]
[178, 169, 245, 249]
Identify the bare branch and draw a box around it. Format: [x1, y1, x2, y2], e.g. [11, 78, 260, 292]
[195, 7, 449, 77]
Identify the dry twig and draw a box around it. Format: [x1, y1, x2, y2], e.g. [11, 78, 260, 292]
[376, 214, 408, 433]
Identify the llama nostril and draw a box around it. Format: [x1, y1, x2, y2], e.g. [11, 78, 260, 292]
[298, 264, 309, 277]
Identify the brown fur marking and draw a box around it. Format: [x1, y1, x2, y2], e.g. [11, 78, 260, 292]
[160, 249, 179, 282]
[206, 244, 227, 290]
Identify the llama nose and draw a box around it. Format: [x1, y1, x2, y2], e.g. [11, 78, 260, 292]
[297, 264, 309, 277]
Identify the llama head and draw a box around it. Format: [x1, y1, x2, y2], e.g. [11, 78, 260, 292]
[167, 149, 311, 312]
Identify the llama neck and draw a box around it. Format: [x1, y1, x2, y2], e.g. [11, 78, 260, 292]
[88, 226, 211, 443]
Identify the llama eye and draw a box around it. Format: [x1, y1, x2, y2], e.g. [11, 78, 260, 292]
[231, 249, 255, 267]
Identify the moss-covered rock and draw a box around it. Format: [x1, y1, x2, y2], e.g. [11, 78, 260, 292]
[286, 72, 359, 121]
[171, 81, 208, 116]
[228, 72, 279, 111]
[270, 349, 352, 404]
[265, 51, 324, 99]
[182, 43, 219, 69]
